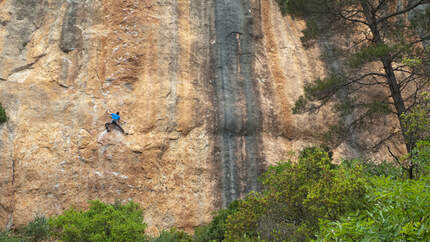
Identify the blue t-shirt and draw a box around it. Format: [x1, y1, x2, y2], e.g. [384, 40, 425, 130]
[111, 113, 120, 121]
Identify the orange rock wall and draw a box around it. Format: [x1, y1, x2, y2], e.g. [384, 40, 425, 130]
[0, 0, 339, 233]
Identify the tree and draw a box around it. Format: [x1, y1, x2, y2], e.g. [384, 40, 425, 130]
[286, 0, 430, 178]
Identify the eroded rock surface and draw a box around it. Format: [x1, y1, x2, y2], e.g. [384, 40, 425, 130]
[0, 0, 382, 234]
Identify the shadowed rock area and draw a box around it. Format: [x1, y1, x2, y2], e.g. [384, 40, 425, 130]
[213, 0, 262, 207]
[60, 0, 82, 53]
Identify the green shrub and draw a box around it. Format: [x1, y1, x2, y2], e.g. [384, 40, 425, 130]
[224, 192, 269, 241]
[341, 159, 403, 178]
[411, 140, 430, 177]
[49, 200, 147, 242]
[193, 200, 240, 242]
[0, 103, 7, 124]
[151, 229, 192, 242]
[223, 147, 368, 241]
[317, 176, 430, 241]
[0, 231, 24, 242]
[22, 215, 50, 241]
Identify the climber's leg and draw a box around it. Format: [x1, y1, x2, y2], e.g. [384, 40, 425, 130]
[105, 122, 111, 132]
[112, 120, 125, 134]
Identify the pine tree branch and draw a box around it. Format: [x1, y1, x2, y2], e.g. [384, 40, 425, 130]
[376, 0, 430, 25]
[336, 11, 369, 26]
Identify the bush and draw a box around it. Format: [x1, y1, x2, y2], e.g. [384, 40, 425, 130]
[151, 229, 192, 242]
[0, 103, 7, 124]
[49, 200, 147, 242]
[0, 231, 24, 242]
[22, 215, 50, 241]
[223, 147, 368, 241]
[410, 140, 430, 177]
[193, 200, 240, 242]
[317, 176, 430, 241]
[341, 159, 403, 178]
[224, 192, 269, 241]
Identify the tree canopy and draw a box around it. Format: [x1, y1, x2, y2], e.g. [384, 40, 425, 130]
[286, 0, 430, 178]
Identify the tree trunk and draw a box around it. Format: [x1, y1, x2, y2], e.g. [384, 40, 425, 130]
[360, 0, 416, 178]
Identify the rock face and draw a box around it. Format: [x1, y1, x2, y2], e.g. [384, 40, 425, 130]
[0, 0, 347, 234]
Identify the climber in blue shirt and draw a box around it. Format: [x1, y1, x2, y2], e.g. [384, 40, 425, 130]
[105, 111, 127, 134]
[111, 112, 120, 121]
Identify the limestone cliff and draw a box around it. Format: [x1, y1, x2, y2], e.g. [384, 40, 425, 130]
[1, 0, 338, 234]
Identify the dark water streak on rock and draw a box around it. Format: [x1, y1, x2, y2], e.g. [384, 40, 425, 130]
[213, 0, 262, 207]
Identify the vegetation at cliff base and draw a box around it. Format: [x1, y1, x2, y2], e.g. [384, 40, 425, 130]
[222, 147, 368, 241]
[0, 103, 7, 124]
[49, 200, 147, 241]
[0, 201, 148, 242]
[193, 147, 430, 241]
[151, 229, 193, 242]
[22, 215, 50, 241]
[317, 176, 430, 241]
[1, 144, 429, 241]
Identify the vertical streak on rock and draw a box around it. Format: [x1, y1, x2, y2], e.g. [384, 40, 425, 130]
[214, 0, 262, 207]
[260, 0, 292, 137]
[0, 97, 20, 229]
[60, 0, 81, 53]
[176, 0, 192, 134]
[160, 0, 179, 131]
[241, 5, 261, 193]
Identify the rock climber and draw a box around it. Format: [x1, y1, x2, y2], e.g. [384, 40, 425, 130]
[105, 111, 127, 135]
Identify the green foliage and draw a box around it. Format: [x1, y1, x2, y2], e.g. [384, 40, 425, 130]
[224, 193, 269, 241]
[275, 0, 290, 15]
[333, 97, 355, 117]
[151, 229, 192, 242]
[292, 95, 309, 114]
[410, 140, 430, 177]
[322, 124, 348, 148]
[348, 43, 394, 68]
[276, 0, 327, 17]
[317, 175, 430, 241]
[293, 74, 347, 114]
[0, 216, 50, 242]
[194, 201, 240, 242]
[49, 200, 147, 242]
[304, 74, 346, 101]
[22, 215, 50, 242]
[366, 102, 392, 115]
[402, 57, 423, 67]
[223, 147, 368, 241]
[401, 92, 430, 143]
[400, 93, 430, 177]
[341, 159, 403, 178]
[0, 231, 24, 242]
[0, 103, 7, 124]
[275, 0, 341, 46]
[300, 19, 319, 47]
